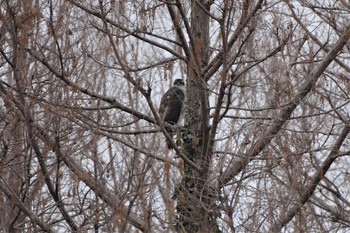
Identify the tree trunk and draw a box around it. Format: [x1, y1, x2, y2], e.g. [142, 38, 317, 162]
[175, 1, 219, 232]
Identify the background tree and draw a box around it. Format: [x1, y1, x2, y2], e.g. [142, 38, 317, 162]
[1, 0, 350, 232]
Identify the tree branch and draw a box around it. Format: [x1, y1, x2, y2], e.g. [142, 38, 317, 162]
[67, 0, 186, 61]
[0, 177, 54, 232]
[166, 2, 191, 59]
[220, 25, 350, 187]
[24, 48, 156, 124]
[269, 122, 350, 232]
[33, 124, 146, 232]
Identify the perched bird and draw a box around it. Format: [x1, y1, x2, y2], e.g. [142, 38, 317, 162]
[159, 79, 186, 149]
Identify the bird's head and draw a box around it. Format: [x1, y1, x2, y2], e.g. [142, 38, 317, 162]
[173, 79, 185, 87]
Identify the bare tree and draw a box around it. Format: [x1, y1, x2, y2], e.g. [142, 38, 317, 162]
[1, 0, 350, 232]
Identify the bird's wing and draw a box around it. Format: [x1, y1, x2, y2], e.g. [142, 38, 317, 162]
[159, 90, 171, 119]
[159, 87, 185, 124]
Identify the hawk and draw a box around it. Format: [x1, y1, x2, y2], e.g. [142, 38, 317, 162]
[159, 79, 186, 149]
